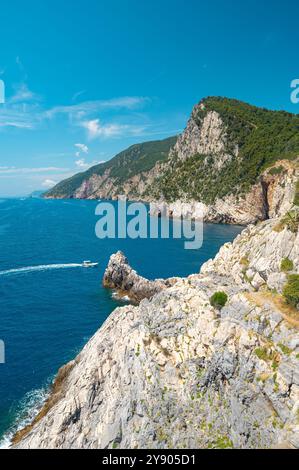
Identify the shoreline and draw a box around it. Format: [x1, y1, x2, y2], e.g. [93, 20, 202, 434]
[0, 385, 50, 449]
[44, 195, 249, 227]
[11, 362, 75, 446]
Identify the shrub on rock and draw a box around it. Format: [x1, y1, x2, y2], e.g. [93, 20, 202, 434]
[280, 258, 294, 272]
[283, 274, 299, 308]
[210, 291, 228, 309]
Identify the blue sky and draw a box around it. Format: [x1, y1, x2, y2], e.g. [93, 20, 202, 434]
[0, 0, 298, 196]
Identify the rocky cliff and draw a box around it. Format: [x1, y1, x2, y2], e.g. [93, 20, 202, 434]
[12, 207, 299, 449]
[45, 97, 299, 225]
[150, 159, 299, 224]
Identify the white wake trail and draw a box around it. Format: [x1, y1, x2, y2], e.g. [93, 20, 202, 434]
[0, 263, 83, 276]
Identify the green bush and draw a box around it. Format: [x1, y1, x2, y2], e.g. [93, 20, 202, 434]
[277, 343, 292, 356]
[210, 291, 228, 309]
[240, 256, 249, 267]
[280, 258, 294, 272]
[283, 274, 299, 308]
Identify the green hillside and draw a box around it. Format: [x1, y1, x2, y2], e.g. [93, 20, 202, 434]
[45, 136, 177, 198]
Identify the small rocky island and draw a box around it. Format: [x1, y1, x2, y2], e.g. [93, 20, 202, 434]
[12, 201, 299, 449]
[102, 251, 178, 303]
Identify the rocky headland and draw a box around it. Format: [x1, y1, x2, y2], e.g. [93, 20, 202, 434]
[12, 205, 299, 449]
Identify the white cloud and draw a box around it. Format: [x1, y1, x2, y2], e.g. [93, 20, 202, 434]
[81, 119, 145, 140]
[41, 179, 57, 188]
[0, 166, 70, 175]
[10, 83, 41, 104]
[75, 158, 104, 170]
[44, 96, 148, 120]
[0, 118, 35, 129]
[0, 91, 149, 133]
[75, 143, 88, 154]
[0, 83, 43, 129]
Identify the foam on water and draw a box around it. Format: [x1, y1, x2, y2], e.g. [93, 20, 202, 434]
[111, 291, 130, 302]
[0, 386, 49, 448]
[0, 263, 83, 277]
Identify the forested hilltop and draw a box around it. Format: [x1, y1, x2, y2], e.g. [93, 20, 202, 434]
[149, 97, 299, 203]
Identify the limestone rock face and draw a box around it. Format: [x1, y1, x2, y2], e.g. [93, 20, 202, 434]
[263, 161, 298, 219]
[171, 107, 234, 168]
[149, 187, 266, 225]
[13, 213, 299, 449]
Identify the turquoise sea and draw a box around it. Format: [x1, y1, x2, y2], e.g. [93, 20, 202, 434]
[0, 198, 243, 444]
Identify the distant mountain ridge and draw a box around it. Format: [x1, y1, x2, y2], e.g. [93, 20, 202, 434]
[30, 190, 45, 198]
[45, 97, 299, 224]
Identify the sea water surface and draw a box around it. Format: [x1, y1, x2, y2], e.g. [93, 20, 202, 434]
[0, 198, 243, 443]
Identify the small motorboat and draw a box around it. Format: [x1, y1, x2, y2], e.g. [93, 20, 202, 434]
[82, 260, 99, 268]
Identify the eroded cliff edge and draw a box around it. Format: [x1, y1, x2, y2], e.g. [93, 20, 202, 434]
[13, 209, 299, 449]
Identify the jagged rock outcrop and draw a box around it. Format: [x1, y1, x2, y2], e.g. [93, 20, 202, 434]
[12, 210, 299, 449]
[170, 105, 235, 167]
[103, 251, 178, 302]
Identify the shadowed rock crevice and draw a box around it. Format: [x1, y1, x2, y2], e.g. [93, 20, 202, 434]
[261, 180, 270, 220]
